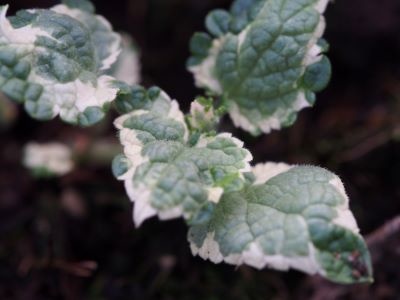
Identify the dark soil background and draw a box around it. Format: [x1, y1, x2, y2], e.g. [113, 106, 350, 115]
[1, 0, 400, 299]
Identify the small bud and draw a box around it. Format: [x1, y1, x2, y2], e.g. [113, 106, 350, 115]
[189, 97, 219, 132]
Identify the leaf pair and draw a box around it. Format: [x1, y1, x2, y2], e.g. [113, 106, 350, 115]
[113, 86, 372, 284]
[2, 0, 373, 284]
[112, 87, 252, 226]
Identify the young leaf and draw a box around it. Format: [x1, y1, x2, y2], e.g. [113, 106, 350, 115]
[0, 4, 121, 126]
[113, 87, 252, 227]
[189, 163, 373, 284]
[188, 97, 220, 133]
[188, 0, 331, 135]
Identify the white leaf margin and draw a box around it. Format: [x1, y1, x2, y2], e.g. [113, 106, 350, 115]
[228, 0, 331, 134]
[0, 5, 52, 44]
[190, 161, 359, 276]
[188, 37, 224, 94]
[0, 5, 119, 123]
[188, 0, 332, 134]
[51, 4, 121, 71]
[114, 91, 253, 226]
[114, 92, 189, 227]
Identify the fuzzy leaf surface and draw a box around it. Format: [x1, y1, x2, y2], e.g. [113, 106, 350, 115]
[0, 3, 121, 126]
[188, 0, 331, 135]
[189, 163, 372, 284]
[113, 87, 252, 226]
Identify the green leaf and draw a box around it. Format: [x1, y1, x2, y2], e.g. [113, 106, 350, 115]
[205, 10, 231, 37]
[0, 4, 121, 125]
[189, 163, 373, 284]
[113, 83, 162, 114]
[188, 0, 331, 135]
[52, 2, 121, 71]
[113, 87, 252, 226]
[61, 0, 95, 13]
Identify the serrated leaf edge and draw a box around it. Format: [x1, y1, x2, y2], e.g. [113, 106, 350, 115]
[188, 0, 331, 135]
[51, 4, 121, 71]
[190, 162, 361, 277]
[0, 5, 119, 124]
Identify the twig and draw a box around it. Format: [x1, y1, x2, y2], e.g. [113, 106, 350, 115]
[366, 215, 400, 248]
[18, 257, 98, 278]
[336, 129, 396, 163]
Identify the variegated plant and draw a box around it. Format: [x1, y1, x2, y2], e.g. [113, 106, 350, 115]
[2, 0, 373, 284]
[188, 0, 331, 135]
[0, 0, 121, 126]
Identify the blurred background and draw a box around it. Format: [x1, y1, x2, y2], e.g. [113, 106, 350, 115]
[1, 0, 400, 299]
